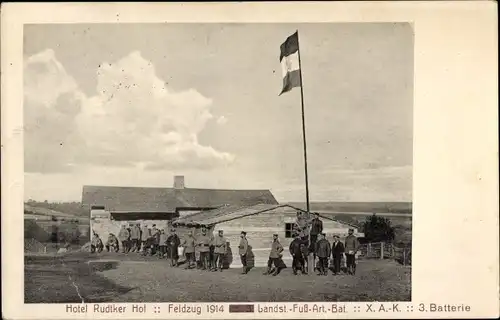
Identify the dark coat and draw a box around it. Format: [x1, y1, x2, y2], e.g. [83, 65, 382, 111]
[310, 218, 323, 235]
[315, 238, 331, 258]
[289, 238, 303, 256]
[331, 241, 345, 257]
[167, 234, 181, 259]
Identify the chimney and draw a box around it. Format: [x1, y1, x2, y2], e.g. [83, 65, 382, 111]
[174, 175, 185, 189]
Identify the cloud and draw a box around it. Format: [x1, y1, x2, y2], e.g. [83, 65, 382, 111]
[24, 49, 234, 173]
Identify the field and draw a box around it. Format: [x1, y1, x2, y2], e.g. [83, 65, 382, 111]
[285, 201, 412, 214]
[25, 252, 411, 303]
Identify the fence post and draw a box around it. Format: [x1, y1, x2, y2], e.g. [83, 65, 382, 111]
[367, 243, 372, 257]
[308, 253, 315, 275]
[403, 249, 406, 266]
[380, 242, 384, 260]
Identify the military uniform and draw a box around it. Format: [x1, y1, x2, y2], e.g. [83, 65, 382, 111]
[167, 232, 181, 266]
[159, 231, 167, 258]
[315, 236, 331, 275]
[91, 234, 103, 253]
[310, 217, 323, 251]
[140, 226, 151, 254]
[266, 237, 284, 276]
[212, 234, 227, 271]
[238, 235, 249, 274]
[182, 235, 196, 269]
[105, 233, 119, 252]
[289, 237, 306, 275]
[130, 225, 141, 252]
[197, 232, 211, 270]
[118, 227, 130, 253]
[151, 226, 160, 255]
[344, 233, 359, 275]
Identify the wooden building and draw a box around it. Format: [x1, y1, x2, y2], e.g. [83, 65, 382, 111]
[172, 204, 364, 268]
[82, 176, 279, 241]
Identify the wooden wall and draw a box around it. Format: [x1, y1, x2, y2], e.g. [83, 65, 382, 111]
[213, 207, 363, 267]
[90, 209, 171, 242]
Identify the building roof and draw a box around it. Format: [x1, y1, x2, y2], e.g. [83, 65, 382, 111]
[81, 185, 279, 213]
[172, 203, 360, 228]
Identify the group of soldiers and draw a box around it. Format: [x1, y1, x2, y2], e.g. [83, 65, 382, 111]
[89, 212, 360, 277]
[264, 212, 360, 276]
[90, 224, 235, 272]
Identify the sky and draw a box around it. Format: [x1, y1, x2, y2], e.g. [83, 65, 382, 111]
[23, 23, 413, 203]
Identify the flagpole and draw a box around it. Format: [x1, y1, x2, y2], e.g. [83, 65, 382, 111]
[296, 30, 310, 215]
[296, 30, 315, 275]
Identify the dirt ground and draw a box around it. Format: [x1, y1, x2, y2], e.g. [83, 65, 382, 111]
[24, 252, 411, 303]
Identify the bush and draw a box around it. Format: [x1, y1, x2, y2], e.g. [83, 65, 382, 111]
[362, 214, 395, 243]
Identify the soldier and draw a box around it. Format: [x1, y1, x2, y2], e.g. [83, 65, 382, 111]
[315, 233, 331, 276]
[296, 211, 309, 235]
[182, 230, 196, 269]
[212, 230, 227, 272]
[158, 229, 167, 258]
[126, 224, 133, 252]
[309, 213, 323, 254]
[344, 228, 360, 275]
[91, 232, 103, 253]
[208, 232, 216, 270]
[289, 234, 306, 275]
[151, 224, 160, 256]
[118, 224, 130, 253]
[167, 228, 181, 266]
[331, 235, 345, 275]
[105, 233, 119, 252]
[238, 231, 249, 274]
[197, 227, 211, 270]
[264, 234, 284, 276]
[140, 224, 151, 254]
[130, 223, 140, 252]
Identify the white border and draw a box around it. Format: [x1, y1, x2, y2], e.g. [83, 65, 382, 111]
[2, 1, 499, 319]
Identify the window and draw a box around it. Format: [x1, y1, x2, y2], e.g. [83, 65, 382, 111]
[285, 223, 295, 238]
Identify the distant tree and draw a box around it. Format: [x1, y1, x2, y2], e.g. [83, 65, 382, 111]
[334, 214, 359, 226]
[362, 214, 395, 243]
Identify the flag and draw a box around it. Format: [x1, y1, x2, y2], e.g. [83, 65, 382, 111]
[279, 31, 301, 95]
